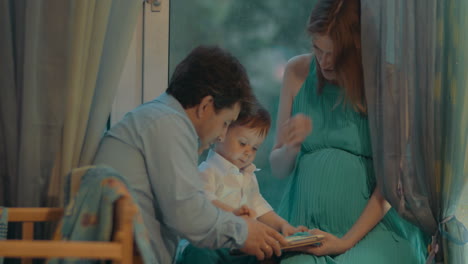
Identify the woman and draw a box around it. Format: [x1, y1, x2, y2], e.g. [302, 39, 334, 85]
[270, 0, 428, 263]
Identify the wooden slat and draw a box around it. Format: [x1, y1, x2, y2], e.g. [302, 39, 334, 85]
[21, 258, 33, 264]
[22, 222, 34, 240]
[21, 222, 34, 264]
[5, 208, 63, 222]
[133, 254, 144, 264]
[0, 240, 122, 259]
[113, 197, 136, 264]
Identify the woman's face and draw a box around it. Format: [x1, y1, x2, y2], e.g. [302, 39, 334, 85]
[312, 34, 336, 81]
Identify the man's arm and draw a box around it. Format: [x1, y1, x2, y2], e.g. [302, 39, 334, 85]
[142, 116, 288, 259]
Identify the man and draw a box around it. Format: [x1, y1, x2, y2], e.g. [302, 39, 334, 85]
[94, 46, 287, 263]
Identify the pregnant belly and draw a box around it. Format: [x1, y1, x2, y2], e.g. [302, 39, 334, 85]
[290, 148, 374, 232]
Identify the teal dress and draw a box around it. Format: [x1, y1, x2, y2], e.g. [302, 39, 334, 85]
[278, 60, 428, 264]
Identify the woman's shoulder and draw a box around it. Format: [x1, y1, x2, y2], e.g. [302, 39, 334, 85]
[284, 54, 314, 97]
[285, 54, 313, 79]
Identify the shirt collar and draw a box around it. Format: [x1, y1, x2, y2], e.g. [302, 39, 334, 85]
[155, 92, 187, 116]
[156, 92, 202, 150]
[207, 149, 257, 174]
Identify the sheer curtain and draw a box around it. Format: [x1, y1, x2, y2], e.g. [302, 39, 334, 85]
[361, 1, 467, 263]
[0, 0, 140, 210]
[46, 0, 141, 207]
[0, 0, 70, 207]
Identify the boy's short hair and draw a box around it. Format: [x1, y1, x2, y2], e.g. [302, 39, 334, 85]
[230, 102, 271, 138]
[166, 45, 254, 114]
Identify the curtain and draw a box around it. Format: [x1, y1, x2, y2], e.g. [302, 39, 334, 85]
[0, 0, 140, 210]
[0, 0, 70, 207]
[46, 0, 141, 207]
[361, 1, 468, 263]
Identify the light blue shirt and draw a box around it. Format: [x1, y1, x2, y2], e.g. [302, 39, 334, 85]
[93, 93, 247, 264]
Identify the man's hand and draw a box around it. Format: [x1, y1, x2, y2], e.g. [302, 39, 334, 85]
[240, 218, 288, 260]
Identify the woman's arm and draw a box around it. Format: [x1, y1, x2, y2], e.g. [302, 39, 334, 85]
[270, 54, 313, 179]
[301, 187, 391, 256]
[340, 187, 391, 249]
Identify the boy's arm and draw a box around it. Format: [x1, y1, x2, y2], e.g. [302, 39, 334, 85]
[212, 200, 257, 218]
[257, 211, 288, 231]
[244, 171, 307, 235]
[258, 212, 308, 236]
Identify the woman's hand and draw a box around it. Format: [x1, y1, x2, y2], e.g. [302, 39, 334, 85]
[292, 229, 352, 256]
[282, 114, 312, 149]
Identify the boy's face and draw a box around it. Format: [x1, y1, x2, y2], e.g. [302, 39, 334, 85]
[215, 125, 266, 170]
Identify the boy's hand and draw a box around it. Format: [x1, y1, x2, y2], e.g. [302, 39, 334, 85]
[280, 223, 308, 237]
[233, 205, 257, 218]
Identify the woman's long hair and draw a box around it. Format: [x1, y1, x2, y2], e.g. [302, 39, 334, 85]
[308, 0, 366, 113]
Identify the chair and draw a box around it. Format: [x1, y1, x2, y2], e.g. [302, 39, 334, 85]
[0, 199, 138, 264]
[0, 166, 148, 264]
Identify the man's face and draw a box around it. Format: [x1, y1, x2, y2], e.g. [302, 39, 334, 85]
[197, 102, 241, 153]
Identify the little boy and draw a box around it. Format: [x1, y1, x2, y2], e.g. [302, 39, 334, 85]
[177, 103, 306, 264]
[200, 103, 303, 235]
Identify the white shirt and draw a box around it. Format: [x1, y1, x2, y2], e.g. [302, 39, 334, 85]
[199, 150, 273, 218]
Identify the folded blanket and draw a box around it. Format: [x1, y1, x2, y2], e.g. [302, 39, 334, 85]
[0, 207, 8, 264]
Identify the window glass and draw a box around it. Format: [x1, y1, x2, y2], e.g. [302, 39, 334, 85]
[169, 0, 317, 208]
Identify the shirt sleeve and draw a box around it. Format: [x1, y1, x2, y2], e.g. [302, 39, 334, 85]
[246, 172, 273, 218]
[140, 115, 247, 248]
[199, 165, 219, 201]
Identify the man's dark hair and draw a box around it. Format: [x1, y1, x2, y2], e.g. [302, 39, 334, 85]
[167, 45, 254, 114]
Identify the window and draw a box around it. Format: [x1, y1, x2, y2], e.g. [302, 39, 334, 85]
[113, 0, 316, 208]
[112, 0, 468, 227]
[111, 1, 170, 125]
[169, 0, 316, 208]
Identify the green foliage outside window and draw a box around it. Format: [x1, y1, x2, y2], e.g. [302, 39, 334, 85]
[170, 0, 317, 208]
